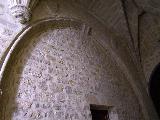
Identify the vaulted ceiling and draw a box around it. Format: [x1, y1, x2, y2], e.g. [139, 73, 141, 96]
[72, 0, 160, 82]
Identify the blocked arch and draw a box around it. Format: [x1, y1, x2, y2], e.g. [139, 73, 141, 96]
[0, 17, 88, 119]
[0, 17, 149, 119]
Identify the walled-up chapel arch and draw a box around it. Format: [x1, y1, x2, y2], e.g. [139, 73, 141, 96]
[0, 0, 159, 119]
[0, 17, 146, 120]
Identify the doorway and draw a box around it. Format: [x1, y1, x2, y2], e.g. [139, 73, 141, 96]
[149, 63, 160, 118]
[90, 104, 110, 120]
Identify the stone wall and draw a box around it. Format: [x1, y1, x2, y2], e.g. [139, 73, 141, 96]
[0, 0, 159, 120]
[0, 19, 143, 120]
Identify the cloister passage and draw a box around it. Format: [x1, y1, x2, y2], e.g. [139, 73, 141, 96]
[150, 63, 160, 118]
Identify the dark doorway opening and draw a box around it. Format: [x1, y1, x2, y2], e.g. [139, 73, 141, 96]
[90, 104, 110, 120]
[149, 63, 160, 118]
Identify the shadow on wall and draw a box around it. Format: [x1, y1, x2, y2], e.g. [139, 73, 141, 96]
[149, 63, 160, 118]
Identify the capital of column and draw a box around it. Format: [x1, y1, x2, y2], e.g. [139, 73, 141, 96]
[8, 0, 39, 24]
